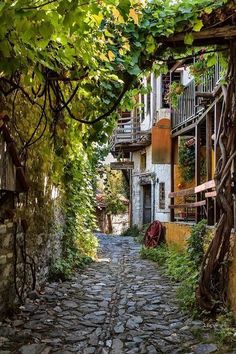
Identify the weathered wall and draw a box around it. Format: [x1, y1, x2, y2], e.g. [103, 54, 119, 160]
[111, 213, 129, 235]
[96, 209, 129, 235]
[162, 222, 193, 249]
[0, 203, 63, 316]
[163, 222, 236, 319]
[0, 220, 15, 314]
[132, 145, 171, 227]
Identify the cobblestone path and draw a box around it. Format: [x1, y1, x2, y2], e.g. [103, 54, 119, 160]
[0, 235, 222, 354]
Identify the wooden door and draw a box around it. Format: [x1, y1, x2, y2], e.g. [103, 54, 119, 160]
[143, 184, 151, 224]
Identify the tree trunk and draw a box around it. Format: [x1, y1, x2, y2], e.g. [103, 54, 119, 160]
[197, 40, 236, 311]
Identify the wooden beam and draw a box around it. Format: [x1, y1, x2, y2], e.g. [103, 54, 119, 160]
[169, 200, 206, 208]
[170, 137, 178, 221]
[205, 191, 217, 198]
[169, 187, 195, 198]
[166, 26, 236, 46]
[206, 113, 213, 181]
[206, 113, 214, 225]
[171, 122, 196, 137]
[195, 92, 214, 99]
[195, 179, 215, 193]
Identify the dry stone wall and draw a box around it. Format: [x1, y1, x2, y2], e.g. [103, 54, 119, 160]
[0, 220, 15, 314]
[0, 205, 64, 316]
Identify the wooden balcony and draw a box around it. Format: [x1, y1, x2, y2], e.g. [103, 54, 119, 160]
[172, 60, 223, 134]
[110, 115, 151, 156]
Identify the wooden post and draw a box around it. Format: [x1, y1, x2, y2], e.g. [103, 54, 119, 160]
[170, 136, 177, 222]
[195, 124, 201, 222]
[206, 112, 214, 225]
[206, 113, 212, 181]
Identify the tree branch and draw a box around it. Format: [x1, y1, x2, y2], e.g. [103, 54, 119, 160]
[60, 74, 135, 125]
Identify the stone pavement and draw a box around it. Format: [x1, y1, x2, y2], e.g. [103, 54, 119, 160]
[0, 235, 222, 354]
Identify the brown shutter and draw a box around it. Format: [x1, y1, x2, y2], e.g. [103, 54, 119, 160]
[152, 118, 171, 164]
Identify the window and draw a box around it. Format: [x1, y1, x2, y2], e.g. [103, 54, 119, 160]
[140, 152, 146, 171]
[159, 182, 165, 209]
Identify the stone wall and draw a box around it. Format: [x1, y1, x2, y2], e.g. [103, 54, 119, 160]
[0, 204, 64, 316]
[0, 220, 15, 314]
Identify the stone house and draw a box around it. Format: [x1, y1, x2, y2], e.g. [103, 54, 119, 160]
[111, 69, 192, 227]
[0, 115, 28, 314]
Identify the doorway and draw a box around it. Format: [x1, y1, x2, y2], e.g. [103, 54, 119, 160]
[143, 184, 152, 224]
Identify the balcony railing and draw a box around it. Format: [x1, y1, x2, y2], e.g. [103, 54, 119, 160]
[172, 59, 223, 131]
[110, 115, 151, 154]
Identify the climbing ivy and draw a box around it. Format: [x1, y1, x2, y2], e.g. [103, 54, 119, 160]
[179, 138, 195, 183]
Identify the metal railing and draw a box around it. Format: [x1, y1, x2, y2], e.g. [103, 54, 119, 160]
[172, 59, 224, 130]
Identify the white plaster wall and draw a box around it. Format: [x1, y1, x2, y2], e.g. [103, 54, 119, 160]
[141, 74, 160, 131]
[182, 68, 192, 85]
[131, 146, 171, 226]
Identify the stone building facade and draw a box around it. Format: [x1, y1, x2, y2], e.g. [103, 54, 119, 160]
[0, 221, 15, 314]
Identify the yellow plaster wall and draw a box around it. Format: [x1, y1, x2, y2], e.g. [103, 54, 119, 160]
[163, 222, 236, 319]
[162, 222, 192, 249]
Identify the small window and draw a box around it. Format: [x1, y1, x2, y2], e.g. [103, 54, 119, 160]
[159, 182, 165, 209]
[140, 152, 146, 171]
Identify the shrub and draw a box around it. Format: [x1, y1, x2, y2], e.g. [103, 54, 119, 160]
[140, 245, 168, 265]
[140, 221, 211, 315]
[122, 224, 140, 237]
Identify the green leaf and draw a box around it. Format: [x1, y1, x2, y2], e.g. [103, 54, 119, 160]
[193, 19, 203, 32]
[204, 7, 212, 14]
[207, 55, 217, 67]
[128, 64, 141, 75]
[184, 33, 194, 45]
[146, 35, 156, 54]
[39, 22, 54, 39]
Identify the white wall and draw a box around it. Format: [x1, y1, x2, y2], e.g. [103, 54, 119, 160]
[131, 67, 192, 226]
[131, 145, 171, 227]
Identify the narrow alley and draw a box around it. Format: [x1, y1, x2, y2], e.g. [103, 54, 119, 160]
[0, 236, 220, 354]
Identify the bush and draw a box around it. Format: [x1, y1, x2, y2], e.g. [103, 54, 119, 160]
[140, 245, 168, 265]
[140, 221, 211, 315]
[122, 224, 149, 244]
[122, 224, 140, 237]
[49, 254, 92, 282]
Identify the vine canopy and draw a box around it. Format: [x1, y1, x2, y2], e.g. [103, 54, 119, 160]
[0, 0, 235, 131]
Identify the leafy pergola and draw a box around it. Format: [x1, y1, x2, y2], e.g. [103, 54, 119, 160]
[0, 0, 236, 311]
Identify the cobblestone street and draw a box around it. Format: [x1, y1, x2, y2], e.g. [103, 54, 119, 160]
[0, 235, 222, 354]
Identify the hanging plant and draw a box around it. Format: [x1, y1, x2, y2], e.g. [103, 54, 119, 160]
[179, 139, 195, 182]
[189, 54, 214, 85]
[165, 81, 185, 108]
